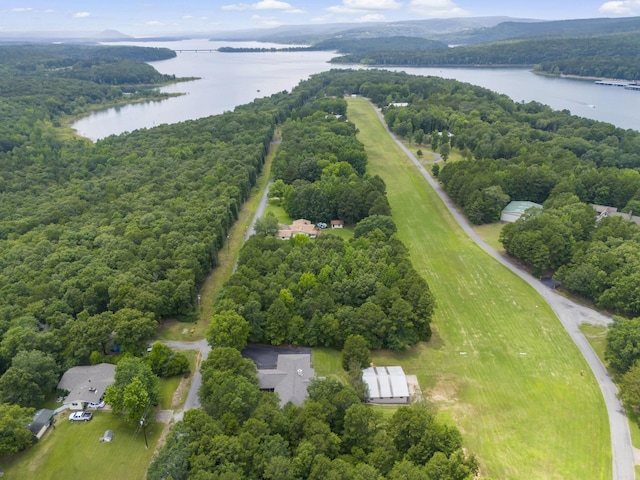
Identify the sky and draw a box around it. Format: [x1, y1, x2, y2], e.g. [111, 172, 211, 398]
[2, 0, 640, 35]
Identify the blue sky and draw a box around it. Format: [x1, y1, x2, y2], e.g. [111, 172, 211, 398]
[2, 0, 640, 35]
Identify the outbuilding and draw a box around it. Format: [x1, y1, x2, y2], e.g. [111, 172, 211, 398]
[27, 408, 54, 439]
[500, 201, 543, 223]
[362, 366, 410, 405]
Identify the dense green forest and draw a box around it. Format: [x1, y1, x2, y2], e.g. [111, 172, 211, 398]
[0, 44, 305, 417]
[219, 36, 447, 55]
[440, 16, 640, 45]
[217, 229, 434, 351]
[270, 96, 390, 224]
[331, 32, 640, 80]
[312, 36, 447, 54]
[0, 44, 177, 154]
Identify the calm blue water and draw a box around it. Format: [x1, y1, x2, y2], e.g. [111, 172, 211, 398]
[73, 39, 640, 140]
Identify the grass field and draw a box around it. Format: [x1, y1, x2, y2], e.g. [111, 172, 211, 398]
[472, 222, 505, 252]
[0, 412, 161, 480]
[346, 97, 610, 479]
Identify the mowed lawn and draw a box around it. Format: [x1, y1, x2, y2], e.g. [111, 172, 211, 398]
[0, 412, 161, 480]
[346, 98, 610, 479]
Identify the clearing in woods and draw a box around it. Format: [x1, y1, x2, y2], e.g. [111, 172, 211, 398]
[346, 97, 610, 479]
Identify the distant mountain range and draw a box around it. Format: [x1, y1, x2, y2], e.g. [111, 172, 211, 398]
[0, 29, 133, 43]
[208, 17, 537, 44]
[2, 16, 640, 47]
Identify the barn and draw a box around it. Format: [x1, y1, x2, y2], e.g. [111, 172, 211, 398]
[500, 201, 543, 223]
[362, 366, 410, 405]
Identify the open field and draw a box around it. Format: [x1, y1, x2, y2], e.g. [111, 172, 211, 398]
[0, 412, 161, 480]
[472, 222, 505, 252]
[346, 97, 610, 479]
[264, 201, 293, 225]
[312, 347, 349, 383]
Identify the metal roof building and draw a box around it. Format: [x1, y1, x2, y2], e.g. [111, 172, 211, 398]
[362, 366, 410, 404]
[500, 201, 543, 223]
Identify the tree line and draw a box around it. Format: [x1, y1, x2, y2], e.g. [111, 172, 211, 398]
[270, 96, 390, 224]
[0, 44, 305, 425]
[330, 32, 640, 81]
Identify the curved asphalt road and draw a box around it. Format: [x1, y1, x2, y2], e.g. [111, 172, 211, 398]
[367, 101, 634, 480]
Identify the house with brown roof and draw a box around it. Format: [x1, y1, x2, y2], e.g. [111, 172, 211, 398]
[277, 219, 322, 240]
[330, 220, 344, 229]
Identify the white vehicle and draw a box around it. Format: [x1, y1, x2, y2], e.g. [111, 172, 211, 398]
[87, 400, 105, 409]
[69, 412, 93, 422]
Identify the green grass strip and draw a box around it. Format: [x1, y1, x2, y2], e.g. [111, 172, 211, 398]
[347, 97, 610, 479]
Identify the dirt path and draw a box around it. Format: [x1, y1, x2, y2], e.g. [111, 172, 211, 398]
[366, 100, 634, 480]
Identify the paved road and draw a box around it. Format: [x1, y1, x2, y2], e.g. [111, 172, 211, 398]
[246, 179, 273, 240]
[162, 339, 210, 422]
[367, 101, 635, 480]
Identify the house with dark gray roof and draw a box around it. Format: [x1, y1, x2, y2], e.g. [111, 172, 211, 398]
[57, 363, 115, 410]
[27, 408, 54, 439]
[257, 354, 314, 407]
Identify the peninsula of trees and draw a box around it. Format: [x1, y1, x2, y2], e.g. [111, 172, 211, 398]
[330, 32, 640, 80]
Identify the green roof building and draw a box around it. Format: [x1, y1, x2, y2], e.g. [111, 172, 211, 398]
[500, 201, 543, 223]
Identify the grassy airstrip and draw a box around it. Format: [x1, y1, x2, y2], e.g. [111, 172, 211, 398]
[346, 97, 610, 479]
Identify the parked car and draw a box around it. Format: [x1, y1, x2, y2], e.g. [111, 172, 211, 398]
[87, 400, 105, 409]
[69, 412, 93, 422]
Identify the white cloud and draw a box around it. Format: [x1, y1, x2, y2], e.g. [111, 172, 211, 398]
[11, 7, 34, 12]
[327, 0, 402, 14]
[145, 20, 165, 26]
[408, 0, 469, 17]
[354, 14, 386, 22]
[222, 0, 303, 13]
[250, 14, 284, 26]
[72, 12, 91, 18]
[599, 0, 640, 14]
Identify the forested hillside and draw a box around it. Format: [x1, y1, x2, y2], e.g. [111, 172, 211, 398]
[0, 45, 306, 414]
[331, 32, 640, 80]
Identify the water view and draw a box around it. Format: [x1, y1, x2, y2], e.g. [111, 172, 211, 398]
[73, 39, 640, 140]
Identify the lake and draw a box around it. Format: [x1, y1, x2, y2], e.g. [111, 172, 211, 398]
[73, 39, 640, 140]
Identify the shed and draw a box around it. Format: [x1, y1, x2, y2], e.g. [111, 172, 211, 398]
[362, 366, 410, 405]
[330, 220, 344, 229]
[500, 201, 543, 223]
[100, 429, 114, 442]
[27, 408, 54, 439]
